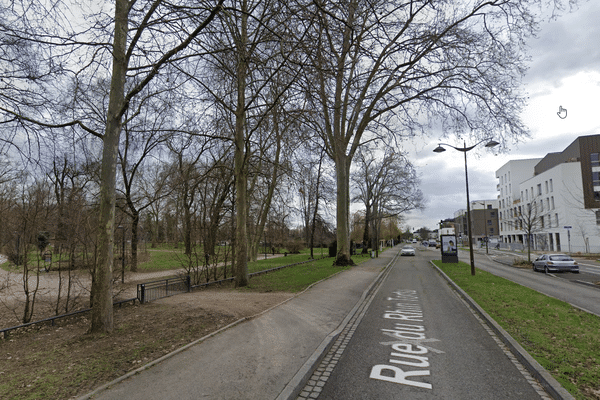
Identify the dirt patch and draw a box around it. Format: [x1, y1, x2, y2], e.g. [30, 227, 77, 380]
[0, 287, 294, 400]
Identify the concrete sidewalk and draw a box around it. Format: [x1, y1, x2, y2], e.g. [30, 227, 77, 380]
[80, 250, 397, 400]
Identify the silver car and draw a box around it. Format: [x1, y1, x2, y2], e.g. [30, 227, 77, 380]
[400, 246, 416, 256]
[532, 254, 579, 273]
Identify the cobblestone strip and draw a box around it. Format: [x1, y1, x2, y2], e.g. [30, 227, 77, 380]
[457, 293, 553, 400]
[295, 264, 391, 400]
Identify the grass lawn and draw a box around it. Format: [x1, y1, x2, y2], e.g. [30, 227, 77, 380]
[433, 260, 600, 400]
[242, 257, 353, 292]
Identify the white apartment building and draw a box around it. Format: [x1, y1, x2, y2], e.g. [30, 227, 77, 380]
[496, 135, 600, 253]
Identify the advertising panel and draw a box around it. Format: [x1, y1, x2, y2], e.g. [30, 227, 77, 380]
[440, 234, 458, 263]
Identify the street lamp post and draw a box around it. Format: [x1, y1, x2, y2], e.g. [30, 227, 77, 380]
[433, 138, 499, 275]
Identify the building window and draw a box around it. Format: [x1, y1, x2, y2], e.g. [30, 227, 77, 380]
[551, 196, 555, 210]
[540, 200, 544, 212]
[545, 181, 548, 194]
[525, 189, 528, 200]
[541, 216, 544, 228]
[549, 179, 553, 192]
[593, 172, 600, 187]
[592, 153, 600, 167]
[537, 184, 542, 196]
[596, 211, 600, 225]
[555, 213, 559, 227]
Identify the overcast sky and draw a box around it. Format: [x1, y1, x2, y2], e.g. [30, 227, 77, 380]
[401, 0, 600, 232]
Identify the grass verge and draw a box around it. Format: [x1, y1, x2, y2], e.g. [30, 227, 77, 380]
[433, 260, 600, 400]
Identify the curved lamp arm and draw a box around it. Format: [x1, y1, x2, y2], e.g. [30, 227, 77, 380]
[433, 138, 499, 153]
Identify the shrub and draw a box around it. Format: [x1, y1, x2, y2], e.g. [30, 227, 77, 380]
[286, 240, 304, 254]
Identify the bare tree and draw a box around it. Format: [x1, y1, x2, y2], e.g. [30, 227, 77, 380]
[189, 0, 310, 286]
[1, 0, 225, 333]
[47, 154, 93, 314]
[301, 0, 560, 265]
[297, 146, 333, 258]
[117, 106, 173, 271]
[515, 196, 544, 262]
[353, 148, 424, 255]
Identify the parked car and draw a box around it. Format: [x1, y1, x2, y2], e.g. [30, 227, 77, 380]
[428, 241, 437, 247]
[400, 246, 416, 256]
[532, 254, 579, 273]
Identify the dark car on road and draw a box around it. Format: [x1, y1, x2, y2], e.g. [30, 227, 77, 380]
[532, 254, 579, 273]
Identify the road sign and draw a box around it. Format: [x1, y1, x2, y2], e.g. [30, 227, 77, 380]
[564, 226, 572, 229]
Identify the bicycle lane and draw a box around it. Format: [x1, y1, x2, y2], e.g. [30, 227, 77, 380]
[300, 251, 551, 400]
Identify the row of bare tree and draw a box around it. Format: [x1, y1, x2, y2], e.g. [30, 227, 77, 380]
[1, 0, 570, 333]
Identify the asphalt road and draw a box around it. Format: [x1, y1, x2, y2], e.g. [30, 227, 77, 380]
[314, 249, 548, 400]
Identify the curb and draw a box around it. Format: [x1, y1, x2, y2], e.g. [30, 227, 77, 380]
[276, 250, 399, 400]
[431, 262, 575, 400]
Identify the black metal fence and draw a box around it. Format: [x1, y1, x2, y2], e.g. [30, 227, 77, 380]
[137, 275, 191, 304]
[0, 298, 137, 339]
[2, 256, 333, 337]
[137, 257, 329, 303]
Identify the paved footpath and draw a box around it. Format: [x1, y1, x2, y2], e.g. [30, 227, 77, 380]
[80, 251, 394, 400]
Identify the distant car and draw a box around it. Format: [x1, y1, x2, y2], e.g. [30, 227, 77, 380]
[422, 241, 428, 246]
[428, 241, 437, 247]
[401, 246, 416, 256]
[532, 254, 579, 273]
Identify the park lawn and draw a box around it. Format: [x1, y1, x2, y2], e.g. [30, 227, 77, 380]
[242, 257, 352, 292]
[433, 260, 600, 400]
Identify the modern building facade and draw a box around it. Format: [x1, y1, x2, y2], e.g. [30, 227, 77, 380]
[453, 199, 499, 246]
[496, 135, 600, 253]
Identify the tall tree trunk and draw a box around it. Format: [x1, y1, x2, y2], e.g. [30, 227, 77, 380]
[131, 211, 139, 272]
[234, 0, 249, 287]
[90, 0, 128, 333]
[362, 203, 371, 254]
[234, 139, 248, 286]
[334, 152, 354, 266]
[183, 194, 193, 256]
